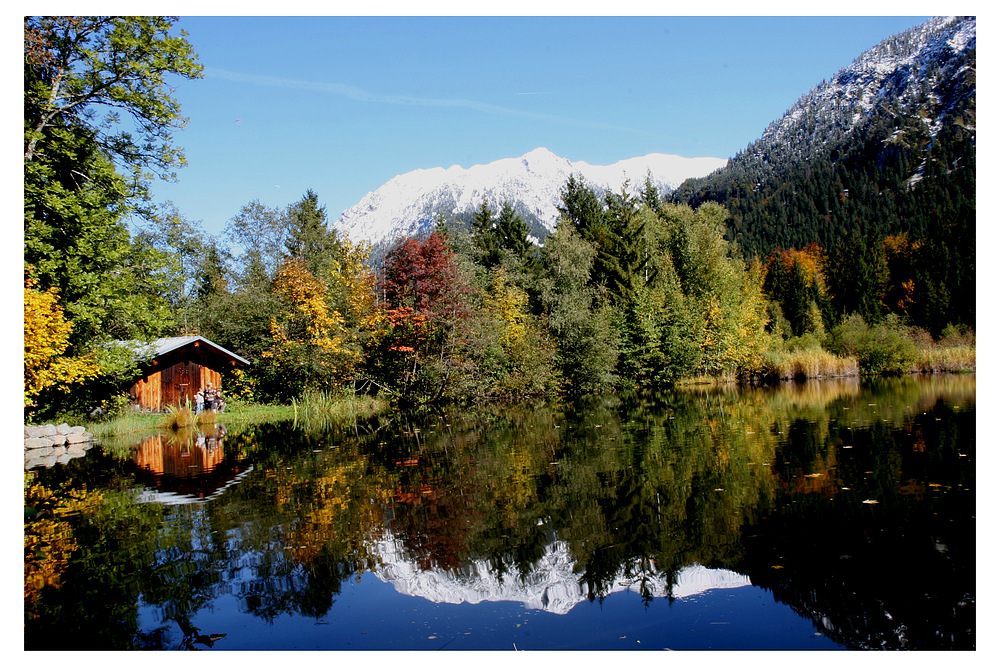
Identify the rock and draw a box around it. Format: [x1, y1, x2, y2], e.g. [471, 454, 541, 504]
[26, 446, 54, 458]
[24, 423, 94, 467]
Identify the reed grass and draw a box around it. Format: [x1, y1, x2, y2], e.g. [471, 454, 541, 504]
[761, 347, 858, 381]
[911, 344, 976, 373]
[293, 390, 389, 432]
[87, 411, 163, 441]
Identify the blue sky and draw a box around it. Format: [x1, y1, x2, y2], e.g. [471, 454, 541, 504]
[149, 14, 931, 237]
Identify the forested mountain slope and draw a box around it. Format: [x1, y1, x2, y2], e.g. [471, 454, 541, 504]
[671, 16, 974, 253]
[671, 16, 975, 331]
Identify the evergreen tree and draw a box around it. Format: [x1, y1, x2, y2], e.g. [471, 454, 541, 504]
[825, 230, 888, 324]
[284, 189, 341, 278]
[537, 220, 618, 395]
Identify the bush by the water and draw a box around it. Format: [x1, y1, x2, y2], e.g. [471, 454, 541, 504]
[828, 315, 919, 375]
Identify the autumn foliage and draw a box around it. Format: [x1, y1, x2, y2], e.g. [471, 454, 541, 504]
[24, 277, 99, 407]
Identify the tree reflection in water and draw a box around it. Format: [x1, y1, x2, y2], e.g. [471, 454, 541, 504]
[24, 375, 975, 650]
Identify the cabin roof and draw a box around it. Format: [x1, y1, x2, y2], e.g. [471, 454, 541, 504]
[120, 335, 250, 366]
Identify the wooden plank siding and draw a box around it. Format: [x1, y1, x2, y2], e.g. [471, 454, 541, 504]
[127, 337, 246, 412]
[130, 360, 221, 411]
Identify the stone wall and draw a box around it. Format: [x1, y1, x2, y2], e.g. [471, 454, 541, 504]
[25, 423, 95, 470]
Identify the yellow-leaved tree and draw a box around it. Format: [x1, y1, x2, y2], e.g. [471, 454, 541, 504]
[24, 277, 100, 409]
[263, 257, 354, 399]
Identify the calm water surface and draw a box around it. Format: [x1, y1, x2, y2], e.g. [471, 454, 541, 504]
[24, 375, 975, 650]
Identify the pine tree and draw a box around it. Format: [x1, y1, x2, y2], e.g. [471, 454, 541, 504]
[284, 189, 341, 278]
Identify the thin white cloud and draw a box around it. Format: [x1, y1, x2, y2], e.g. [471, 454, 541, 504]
[206, 67, 653, 136]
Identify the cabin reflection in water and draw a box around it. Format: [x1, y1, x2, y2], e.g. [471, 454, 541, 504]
[132, 425, 251, 505]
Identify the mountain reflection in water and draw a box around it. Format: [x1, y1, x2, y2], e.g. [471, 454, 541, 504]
[372, 537, 751, 614]
[24, 375, 975, 650]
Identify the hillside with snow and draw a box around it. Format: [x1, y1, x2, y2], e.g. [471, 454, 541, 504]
[671, 15, 975, 258]
[333, 147, 727, 249]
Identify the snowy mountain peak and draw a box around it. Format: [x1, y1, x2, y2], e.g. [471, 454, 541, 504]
[333, 148, 727, 250]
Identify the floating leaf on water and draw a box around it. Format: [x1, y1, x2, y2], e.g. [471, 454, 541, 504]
[771, 565, 784, 569]
[862, 499, 879, 504]
[805, 473, 823, 478]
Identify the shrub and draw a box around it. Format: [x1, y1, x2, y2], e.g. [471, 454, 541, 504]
[829, 314, 918, 375]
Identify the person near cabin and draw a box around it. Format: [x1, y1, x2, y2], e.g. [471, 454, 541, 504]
[204, 383, 218, 412]
[194, 389, 204, 415]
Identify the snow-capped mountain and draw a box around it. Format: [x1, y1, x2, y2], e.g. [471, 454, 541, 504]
[671, 16, 975, 258]
[371, 536, 751, 614]
[738, 15, 975, 173]
[334, 147, 727, 249]
[761, 16, 974, 150]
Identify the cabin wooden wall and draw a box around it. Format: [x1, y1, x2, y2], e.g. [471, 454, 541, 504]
[130, 360, 222, 411]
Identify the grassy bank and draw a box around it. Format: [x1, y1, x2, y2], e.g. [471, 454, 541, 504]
[86, 391, 390, 441]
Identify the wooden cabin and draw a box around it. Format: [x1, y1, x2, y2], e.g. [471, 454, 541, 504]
[124, 336, 249, 412]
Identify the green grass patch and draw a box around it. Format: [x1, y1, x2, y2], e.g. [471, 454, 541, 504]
[84, 392, 390, 443]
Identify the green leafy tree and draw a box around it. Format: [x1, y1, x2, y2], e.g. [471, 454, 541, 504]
[657, 203, 769, 378]
[224, 199, 288, 279]
[24, 16, 201, 406]
[537, 220, 618, 395]
[24, 16, 203, 209]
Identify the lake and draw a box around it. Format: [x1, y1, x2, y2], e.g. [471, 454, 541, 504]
[24, 374, 975, 650]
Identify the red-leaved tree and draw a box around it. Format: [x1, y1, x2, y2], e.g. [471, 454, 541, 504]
[369, 232, 473, 402]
